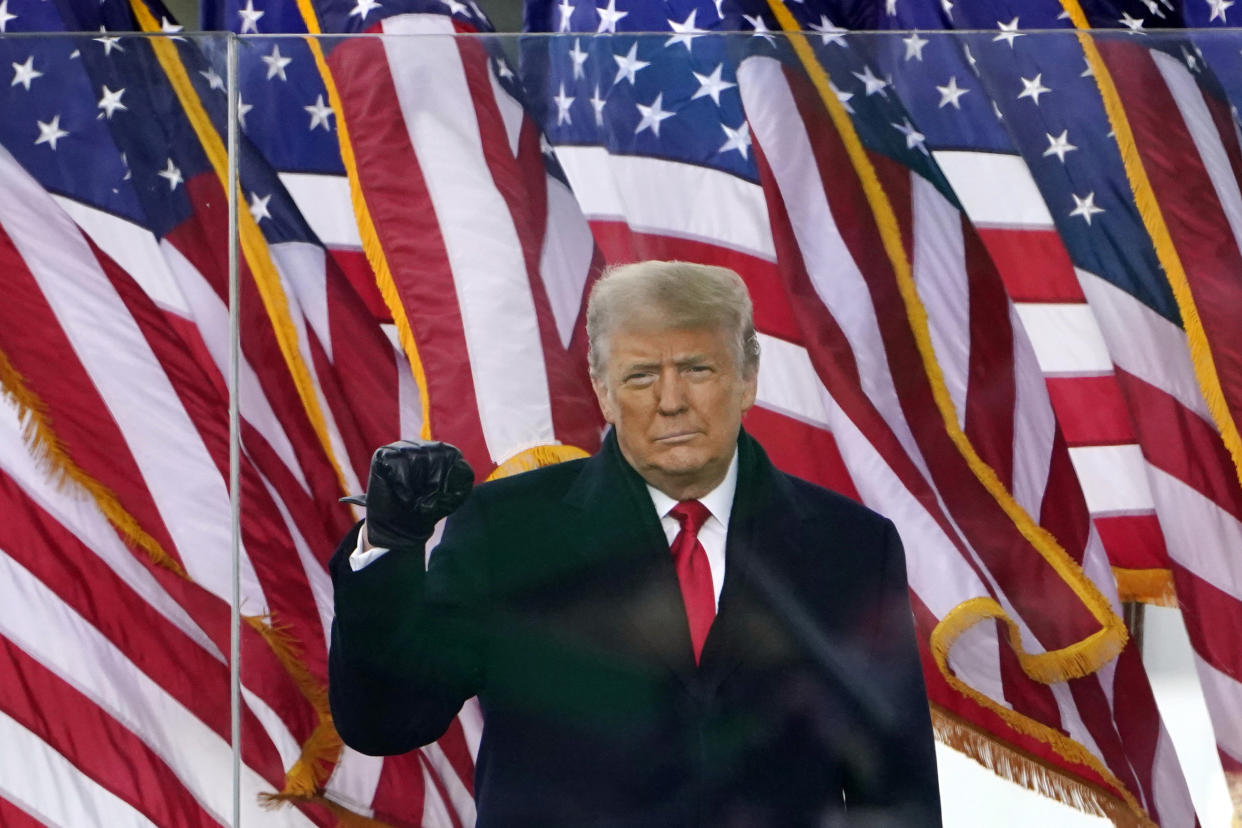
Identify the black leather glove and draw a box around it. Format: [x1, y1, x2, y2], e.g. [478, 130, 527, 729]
[341, 440, 475, 549]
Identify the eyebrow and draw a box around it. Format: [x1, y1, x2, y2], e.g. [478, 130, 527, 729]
[621, 354, 714, 372]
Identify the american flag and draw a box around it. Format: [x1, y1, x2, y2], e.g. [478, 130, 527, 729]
[2, 0, 1239, 824]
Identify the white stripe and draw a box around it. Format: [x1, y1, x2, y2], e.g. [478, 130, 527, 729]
[0, 552, 316, 828]
[161, 239, 312, 495]
[541, 175, 595, 348]
[1151, 724, 1199, 828]
[1152, 51, 1242, 265]
[552, 144, 776, 260]
[1068, 445, 1157, 514]
[932, 150, 1054, 228]
[324, 748, 382, 818]
[269, 242, 364, 495]
[1010, 303, 1057, 521]
[0, 147, 265, 610]
[420, 759, 457, 828]
[383, 13, 556, 463]
[258, 469, 334, 648]
[754, 333, 831, 428]
[911, 171, 970, 429]
[0, 394, 223, 662]
[459, 696, 484, 761]
[487, 60, 524, 158]
[1147, 465, 1242, 605]
[0, 711, 162, 828]
[1047, 677, 1109, 777]
[1012, 302, 1113, 375]
[943, 619, 1011, 712]
[278, 172, 363, 250]
[423, 743, 477, 824]
[382, 324, 425, 440]
[738, 56, 930, 486]
[52, 196, 190, 317]
[1076, 269, 1211, 421]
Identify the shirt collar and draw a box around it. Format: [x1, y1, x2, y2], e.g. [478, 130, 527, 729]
[646, 449, 739, 528]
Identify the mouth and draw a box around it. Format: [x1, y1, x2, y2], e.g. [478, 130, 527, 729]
[654, 431, 700, 444]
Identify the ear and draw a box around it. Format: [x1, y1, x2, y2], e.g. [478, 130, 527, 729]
[592, 375, 618, 425]
[740, 369, 757, 415]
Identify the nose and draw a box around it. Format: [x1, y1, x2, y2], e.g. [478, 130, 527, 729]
[655, 370, 688, 415]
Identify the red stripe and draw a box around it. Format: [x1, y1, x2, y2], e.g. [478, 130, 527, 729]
[0, 223, 184, 573]
[90, 235, 331, 678]
[330, 248, 391, 322]
[0, 470, 307, 786]
[0, 797, 45, 828]
[1172, 564, 1242, 684]
[1093, 513, 1169, 572]
[421, 752, 465, 828]
[1046, 375, 1136, 446]
[994, 617, 1064, 734]
[975, 227, 1083, 303]
[1115, 368, 1242, 522]
[781, 68, 1102, 647]
[962, 215, 1017, 490]
[1103, 42, 1242, 444]
[434, 717, 476, 797]
[744, 405, 860, 501]
[371, 752, 426, 828]
[329, 38, 491, 471]
[1038, 428, 1090, 566]
[0, 638, 220, 827]
[1107, 645, 1163, 821]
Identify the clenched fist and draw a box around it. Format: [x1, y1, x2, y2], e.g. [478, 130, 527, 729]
[342, 440, 475, 549]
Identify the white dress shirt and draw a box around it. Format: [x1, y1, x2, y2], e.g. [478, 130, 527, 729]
[351, 449, 739, 598]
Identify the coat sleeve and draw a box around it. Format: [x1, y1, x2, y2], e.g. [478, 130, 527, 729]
[328, 496, 491, 756]
[842, 518, 942, 825]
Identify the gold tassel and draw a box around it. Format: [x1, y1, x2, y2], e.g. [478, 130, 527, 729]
[486, 444, 591, 481]
[932, 705, 1154, 827]
[1113, 567, 1178, 607]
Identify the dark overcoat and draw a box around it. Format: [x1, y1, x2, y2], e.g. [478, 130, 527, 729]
[329, 430, 940, 827]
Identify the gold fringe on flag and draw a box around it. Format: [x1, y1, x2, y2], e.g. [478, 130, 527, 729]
[293, 0, 434, 441]
[129, 0, 354, 497]
[1113, 567, 1178, 608]
[931, 602, 1152, 824]
[1058, 0, 1242, 493]
[931, 704, 1153, 828]
[485, 444, 591, 481]
[766, 0, 1128, 684]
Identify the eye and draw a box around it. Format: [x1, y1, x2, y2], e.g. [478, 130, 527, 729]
[623, 372, 656, 387]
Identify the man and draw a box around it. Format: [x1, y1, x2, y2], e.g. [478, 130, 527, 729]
[329, 260, 940, 826]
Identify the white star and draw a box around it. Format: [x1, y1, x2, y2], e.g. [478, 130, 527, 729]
[11, 56, 42, 91]
[691, 63, 736, 106]
[94, 28, 125, 56]
[553, 83, 575, 125]
[596, 0, 628, 33]
[711, 0, 724, 19]
[994, 17, 1023, 48]
[666, 10, 702, 49]
[249, 192, 272, 222]
[352, 0, 382, 20]
[718, 121, 751, 158]
[891, 118, 927, 153]
[1043, 129, 1077, 162]
[1119, 11, 1146, 32]
[158, 158, 184, 190]
[34, 115, 68, 150]
[557, 0, 574, 32]
[200, 68, 225, 91]
[238, 97, 253, 129]
[742, 14, 777, 46]
[1069, 192, 1104, 224]
[0, 0, 16, 33]
[830, 82, 854, 113]
[1182, 45, 1201, 72]
[936, 76, 968, 109]
[238, 0, 264, 34]
[634, 92, 674, 137]
[304, 94, 333, 130]
[1139, 0, 1166, 17]
[442, 0, 468, 14]
[941, 0, 953, 17]
[1208, 0, 1234, 22]
[569, 38, 588, 79]
[852, 65, 888, 96]
[613, 42, 649, 85]
[590, 85, 606, 125]
[160, 17, 185, 38]
[97, 85, 127, 119]
[808, 15, 847, 46]
[262, 45, 292, 82]
[1017, 73, 1051, 104]
[1081, 56, 1094, 77]
[886, 0, 898, 14]
[495, 58, 515, 81]
[903, 31, 928, 61]
[992, 100, 1004, 121]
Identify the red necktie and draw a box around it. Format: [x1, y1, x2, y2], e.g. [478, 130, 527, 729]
[669, 500, 715, 664]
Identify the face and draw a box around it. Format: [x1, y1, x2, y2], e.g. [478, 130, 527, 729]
[592, 319, 757, 500]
